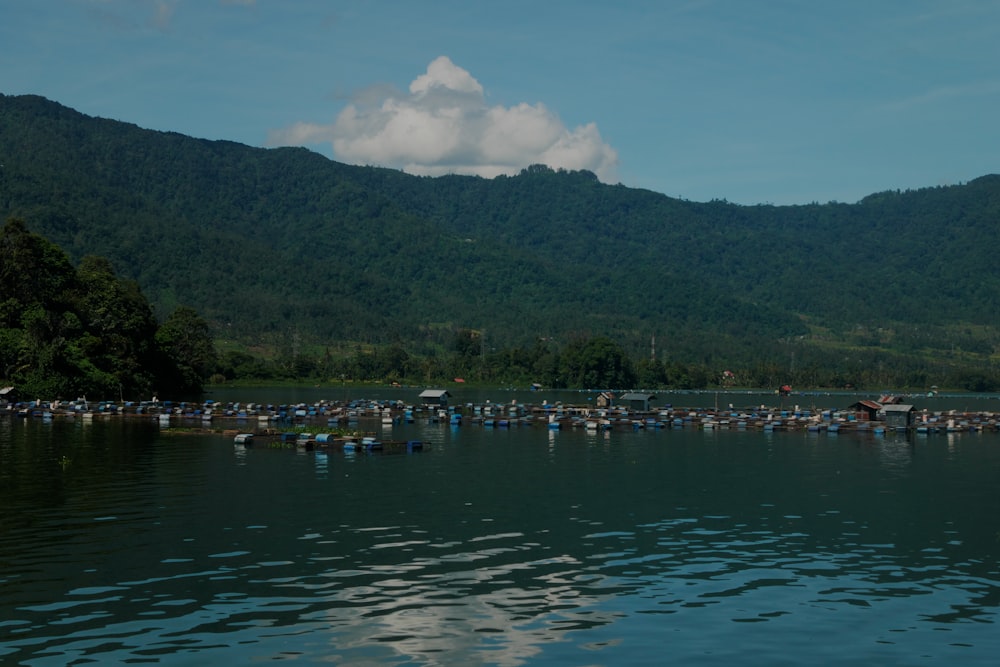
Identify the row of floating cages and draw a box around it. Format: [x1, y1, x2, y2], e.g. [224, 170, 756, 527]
[233, 432, 423, 453]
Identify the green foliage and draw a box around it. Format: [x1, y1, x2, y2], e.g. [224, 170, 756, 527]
[0, 218, 215, 399]
[155, 306, 218, 396]
[3, 94, 1000, 390]
[0, 218, 77, 330]
[559, 336, 637, 389]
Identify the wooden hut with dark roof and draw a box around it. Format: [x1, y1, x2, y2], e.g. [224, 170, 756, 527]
[848, 399, 882, 421]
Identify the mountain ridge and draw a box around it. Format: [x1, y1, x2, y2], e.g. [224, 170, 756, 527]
[2, 92, 999, 385]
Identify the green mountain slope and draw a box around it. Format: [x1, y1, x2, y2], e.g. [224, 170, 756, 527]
[2, 93, 999, 382]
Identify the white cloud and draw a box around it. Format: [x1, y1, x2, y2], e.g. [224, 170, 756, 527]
[410, 55, 483, 97]
[269, 56, 618, 182]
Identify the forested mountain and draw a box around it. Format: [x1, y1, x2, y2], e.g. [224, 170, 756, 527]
[2, 92, 999, 389]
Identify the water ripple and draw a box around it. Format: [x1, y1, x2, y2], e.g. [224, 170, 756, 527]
[5, 425, 1000, 665]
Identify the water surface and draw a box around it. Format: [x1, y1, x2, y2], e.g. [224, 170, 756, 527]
[2, 416, 999, 665]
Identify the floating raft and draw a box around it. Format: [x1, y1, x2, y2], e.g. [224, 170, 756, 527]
[232, 431, 424, 453]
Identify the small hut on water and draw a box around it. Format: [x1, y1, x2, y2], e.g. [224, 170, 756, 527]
[619, 392, 656, 412]
[848, 400, 882, 422]
[883, 404, 915, 430]
[419, 389, 451, 408]
[595, 391, 615, 408]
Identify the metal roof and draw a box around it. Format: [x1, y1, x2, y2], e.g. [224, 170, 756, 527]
[619, 392, 656, 401]
[419, 389, 450, 398]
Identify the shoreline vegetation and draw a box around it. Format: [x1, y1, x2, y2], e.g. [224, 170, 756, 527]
[4, 218, 999, 403]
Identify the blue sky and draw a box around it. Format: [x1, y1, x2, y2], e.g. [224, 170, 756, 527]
[2, 0, 998, 205]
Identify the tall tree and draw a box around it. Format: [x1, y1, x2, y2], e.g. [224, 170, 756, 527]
[0, 218, 81, 397]
[0, 218, 77, 329]
[560, 336, 637, 389]
[76, 254, 160, 396]
[155, 306, 218, 396]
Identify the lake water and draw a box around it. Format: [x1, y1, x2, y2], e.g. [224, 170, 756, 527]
[3, 396, 1000, 665]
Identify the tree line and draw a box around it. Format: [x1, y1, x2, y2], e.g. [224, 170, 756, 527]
[211, 328, 1000, 393]
[2, 217, 996, 400]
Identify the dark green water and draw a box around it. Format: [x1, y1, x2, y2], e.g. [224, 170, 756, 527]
[2, 416, 1000, 665]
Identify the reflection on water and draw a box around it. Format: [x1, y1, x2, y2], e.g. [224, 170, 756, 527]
[2, 418, 1000, 665]
[876, 436, 914, 475]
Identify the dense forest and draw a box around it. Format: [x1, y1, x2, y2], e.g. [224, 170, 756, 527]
[0, 219, 215, 399]
[2, 92, 1000, 393]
